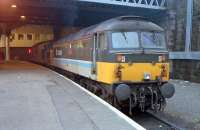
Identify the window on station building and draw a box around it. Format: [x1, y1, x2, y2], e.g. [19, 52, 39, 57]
[10, 34, 15, 41]
[27, 34, 33, 40]
[35, 34, 40, 41]
[18, 34, 24, 40]
[40, 34, 47, 40]
[43, 34, 47, 40]
[47, 34, 53, 40]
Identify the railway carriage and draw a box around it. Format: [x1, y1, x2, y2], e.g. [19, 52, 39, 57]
[32, 16, 175, 113]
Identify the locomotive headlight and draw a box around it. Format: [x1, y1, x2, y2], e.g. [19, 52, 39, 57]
[144, 73, 151, 80]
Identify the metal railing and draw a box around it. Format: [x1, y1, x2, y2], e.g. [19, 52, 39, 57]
[77, 0, 167, 9]
[170, 52, 200, 60]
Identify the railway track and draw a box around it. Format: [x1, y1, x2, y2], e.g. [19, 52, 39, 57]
[146, 111, 185, 130]
[131, 111, 186, 130]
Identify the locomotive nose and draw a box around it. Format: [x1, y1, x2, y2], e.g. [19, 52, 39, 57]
[115, 84, 131, 101]
[160, 83, 175, 98]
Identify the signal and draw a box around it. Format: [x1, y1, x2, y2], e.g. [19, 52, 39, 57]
[28, 48, 32, 55]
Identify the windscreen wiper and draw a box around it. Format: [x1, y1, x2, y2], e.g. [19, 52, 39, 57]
[121, 32, 128, 44]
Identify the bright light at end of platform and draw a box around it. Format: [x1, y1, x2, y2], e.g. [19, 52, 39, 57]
[11, 4, 17, 8]
[20, 15, 26, 19]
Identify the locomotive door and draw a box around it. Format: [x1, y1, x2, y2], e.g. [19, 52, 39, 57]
[91, 33, 98, 79]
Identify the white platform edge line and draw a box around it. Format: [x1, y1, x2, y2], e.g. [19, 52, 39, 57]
[50, 70, 146, 130]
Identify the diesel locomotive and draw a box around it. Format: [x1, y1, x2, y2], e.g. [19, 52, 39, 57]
[31, 16, 175, 113]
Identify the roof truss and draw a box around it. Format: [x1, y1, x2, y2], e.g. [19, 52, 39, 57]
[78, 0, 167, 9]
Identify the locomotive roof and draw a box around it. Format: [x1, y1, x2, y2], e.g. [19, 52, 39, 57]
[57, 16, 164, 43]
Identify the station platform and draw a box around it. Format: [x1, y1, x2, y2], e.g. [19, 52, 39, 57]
[0, 61, 145, 130]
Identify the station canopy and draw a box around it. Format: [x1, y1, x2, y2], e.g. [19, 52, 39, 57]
[0, 0, 167, 27]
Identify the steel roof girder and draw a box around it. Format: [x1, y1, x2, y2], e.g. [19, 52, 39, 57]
[77, 0, 167, 9]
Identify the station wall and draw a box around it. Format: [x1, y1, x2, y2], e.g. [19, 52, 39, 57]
[169, 0, 200, 82]
[173, 60, 200, 83]
[10, 24, 54, 47]
[0, 24, 54, 60]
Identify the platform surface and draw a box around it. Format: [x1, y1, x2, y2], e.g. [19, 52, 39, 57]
[0, 61, 144, 130]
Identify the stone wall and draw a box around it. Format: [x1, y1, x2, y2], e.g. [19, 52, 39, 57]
[173, 60, 200, 82]
[169, 0, 200, 83]
[173, 0, 200, 51]
[174, 0, 187, 51]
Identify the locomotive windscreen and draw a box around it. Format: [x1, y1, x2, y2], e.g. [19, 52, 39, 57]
[111, 32, 139, 49]
[141, 32, 166, 49]
[111, 31, 166, 50]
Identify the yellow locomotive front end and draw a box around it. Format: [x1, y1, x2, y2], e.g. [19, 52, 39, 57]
[97, 31, 170, 84]
[95, 29, 175, 112]
[97, 62, 169, 84]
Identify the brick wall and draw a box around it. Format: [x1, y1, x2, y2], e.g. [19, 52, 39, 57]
[0, 47, 31, 61]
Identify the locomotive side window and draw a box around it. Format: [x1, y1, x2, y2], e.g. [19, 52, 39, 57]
[111, 32, 139, 49]
[68, 38, 93, 60]
[82, 38, 93, 60]
[77, 41, 84, 48]
[72, 41, 78, 48]
[55, 48, 63, 56]
[99, 33, 107, 50]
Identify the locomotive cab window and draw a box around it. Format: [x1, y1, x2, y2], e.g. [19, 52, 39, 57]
[111, 32, 139, 49]
[141, 32, 166, 49]
[99, 33, 107, 50]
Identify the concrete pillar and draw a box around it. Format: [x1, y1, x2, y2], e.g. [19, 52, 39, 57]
[185, 0, 193, 52]
[5, 36, 10, 61]
[1, 34, 10, 61]
[0, 23, 11, 61]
